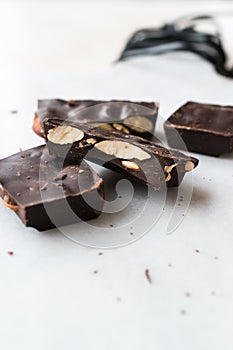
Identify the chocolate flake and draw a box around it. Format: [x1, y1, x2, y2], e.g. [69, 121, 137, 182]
[53, 173, 67, 182]
[40, 183, 48, 191]
[180, 309, 187, 316]
[145, 268, 152, 284]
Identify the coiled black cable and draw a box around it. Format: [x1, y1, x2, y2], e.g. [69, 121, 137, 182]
[117, 15, 233, 78]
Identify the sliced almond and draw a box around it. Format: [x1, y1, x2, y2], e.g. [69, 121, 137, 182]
[185, 161, 195, 172]
[3, 195, 19, 211]
[86, 138, 97, 145]
[112, 123, 130, 134]
[165, 173, 171, 182]
[90, 123, 114, 131]
[164, 163, 177, 174]
[124, 116, 153, 133]
[48, 125, 84, 145]
[121, 160, 140, 171]
[94, 140, 151, 160]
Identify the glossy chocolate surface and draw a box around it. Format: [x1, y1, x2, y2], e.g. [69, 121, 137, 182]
[45, 119, 199, 190]
[0, 146, 104, 231]
[164, 101, 233, 156]
[33, 99, 159, 140]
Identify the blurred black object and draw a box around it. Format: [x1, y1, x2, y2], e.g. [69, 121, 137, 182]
[118, 14, 233, 78]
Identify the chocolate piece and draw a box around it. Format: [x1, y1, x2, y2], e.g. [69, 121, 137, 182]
[164, 101, 233, 156]
[33, 99, 159, 140]
[44, 119, 199, 189]
[0, 146, 104, 231]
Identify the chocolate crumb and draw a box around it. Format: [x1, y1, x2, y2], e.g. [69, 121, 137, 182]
[27, 176, 31, 180]
[8, 251, 14, 255]
[53, 173, 67, 181]
[109, 224, 114, 227]
[40, 183, 48, 191]
[10, 110, 18, 114]
[180, 309, 187, 316]
[93, 270, 98, 274]
[98, 252, 103, 256]
[145, 268, 152, 284]
[196, 249, 200, 253]
[130, 232, 134, 235]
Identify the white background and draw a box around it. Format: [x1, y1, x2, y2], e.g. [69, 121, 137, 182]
[0, 1, 233, 350]
[0, 0, 233, 72]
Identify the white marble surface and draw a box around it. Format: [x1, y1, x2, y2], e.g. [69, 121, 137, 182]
[0, 2, 233, 350]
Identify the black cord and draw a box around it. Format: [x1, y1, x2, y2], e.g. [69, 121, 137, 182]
[117, 15, 233, 78]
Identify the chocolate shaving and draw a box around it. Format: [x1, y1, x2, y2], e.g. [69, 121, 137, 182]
[40, 183, 48, 191]
[145, 268, 152, 284]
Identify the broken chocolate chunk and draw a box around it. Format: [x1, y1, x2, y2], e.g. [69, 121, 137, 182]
[164, 101, 233, 156]
[33, 99, 159, 140]
[0, 146, 104, 231]
[44, 119, 199, 189]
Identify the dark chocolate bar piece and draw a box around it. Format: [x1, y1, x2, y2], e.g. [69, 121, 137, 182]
[0, 146, 104, 231]
[164, 101, 233, 156]
[44, 119, 199, 189]
[33, 99, 159, 140]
